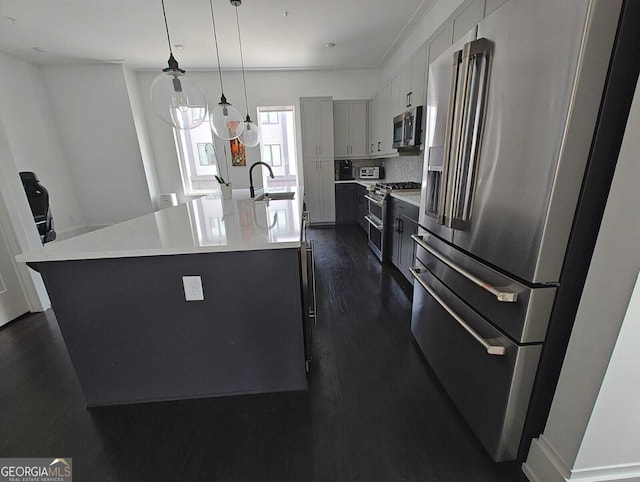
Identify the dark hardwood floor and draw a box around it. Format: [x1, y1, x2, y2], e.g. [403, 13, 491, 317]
[0, 225, 527, 481]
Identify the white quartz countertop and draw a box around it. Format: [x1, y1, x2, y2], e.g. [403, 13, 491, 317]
[334, 179, 376, 188]
[16, 187, 305, 263]
[389, 191, 422, 207]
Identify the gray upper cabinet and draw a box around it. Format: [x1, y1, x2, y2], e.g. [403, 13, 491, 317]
[453, 0, 485, 42]
[300, 97, 334, 159]
[333, 100, 368, 158]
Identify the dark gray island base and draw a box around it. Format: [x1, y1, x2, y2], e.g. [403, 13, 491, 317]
[30, 249, 307, 407]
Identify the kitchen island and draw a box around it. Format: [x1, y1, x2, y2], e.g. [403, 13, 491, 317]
[16, 188, 311, 407]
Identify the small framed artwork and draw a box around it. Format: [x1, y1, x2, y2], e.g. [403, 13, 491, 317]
[230, 138, 246, 167]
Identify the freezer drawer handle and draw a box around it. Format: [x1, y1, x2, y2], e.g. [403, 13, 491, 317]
[411, 235, 518, 303]
[410, 267, 506, 356]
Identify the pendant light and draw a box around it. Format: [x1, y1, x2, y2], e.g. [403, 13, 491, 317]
[208, 0, 244, 140]
[232, 0, 261, 147]
[150, 0, 207, 130]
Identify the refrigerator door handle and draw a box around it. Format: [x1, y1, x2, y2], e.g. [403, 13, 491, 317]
[412, 234, 518, 302]
[446, 38, 493, 230]
[410, 266, 506, 355]
[438, 49, 464, 225]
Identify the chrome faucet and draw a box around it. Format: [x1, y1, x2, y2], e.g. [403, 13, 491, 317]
[249, 162, 274, 198]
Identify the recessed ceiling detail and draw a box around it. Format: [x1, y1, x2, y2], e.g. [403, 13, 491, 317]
[0, 0, 436, 69]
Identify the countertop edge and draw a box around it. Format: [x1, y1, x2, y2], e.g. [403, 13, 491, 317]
[17, 241, 303, 264]
[389, 191, 421, 207]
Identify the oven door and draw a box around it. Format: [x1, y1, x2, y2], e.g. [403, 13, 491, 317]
[365, 214, 384, 260]
[364, 194, 386, 261]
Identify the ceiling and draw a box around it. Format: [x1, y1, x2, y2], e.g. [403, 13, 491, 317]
[0, 0, 436, 70]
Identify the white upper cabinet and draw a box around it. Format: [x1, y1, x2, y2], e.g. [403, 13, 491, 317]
[333, 101, 350, 158]
[391, 45, 428, 116]
[300, 96, 334, 159]
[428, 23, 454, 64]
[368, 95, 379, 155]
[334, 100, 368, 158]
[408, 44, 428, 109]
[453, 0, 484, 43]
[350, 100, 368, 157]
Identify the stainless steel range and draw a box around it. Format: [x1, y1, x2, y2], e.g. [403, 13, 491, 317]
[364, 182, 421, 260]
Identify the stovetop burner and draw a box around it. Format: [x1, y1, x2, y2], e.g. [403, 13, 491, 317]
[375, 181, 421, 190]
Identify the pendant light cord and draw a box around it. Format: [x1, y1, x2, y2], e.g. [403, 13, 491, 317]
[208, 0, 226, 95]
[161, 0, 174, 56]
[234, 5, 249, 116]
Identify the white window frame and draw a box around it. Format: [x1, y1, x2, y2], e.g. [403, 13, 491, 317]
[174, 117, 221, 196]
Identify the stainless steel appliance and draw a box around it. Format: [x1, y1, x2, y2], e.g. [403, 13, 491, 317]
[392, 106, 423, 149]
[300, 211, 316, 372]
[365, 182, 420, 261]
[411, 0, 622, 462]
[335, 160, 354, 181]
[359, 166, 384, 179]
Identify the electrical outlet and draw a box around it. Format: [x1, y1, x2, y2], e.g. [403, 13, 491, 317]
[182, 276, 204, 301]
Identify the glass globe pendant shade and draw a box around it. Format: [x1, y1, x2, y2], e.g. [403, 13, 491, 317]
[239, 115, 261, 147]
[210, 94, 244, 140]
[150, 63, 207, 130]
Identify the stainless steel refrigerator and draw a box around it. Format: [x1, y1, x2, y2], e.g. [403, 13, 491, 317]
[410, 0, 623, 462]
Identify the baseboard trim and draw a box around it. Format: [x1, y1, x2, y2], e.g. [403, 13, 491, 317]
[523, 436, 640, 481]
[523, 435, 571, 482]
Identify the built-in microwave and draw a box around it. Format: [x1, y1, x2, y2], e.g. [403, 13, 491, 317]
[392, 106, 423, 149]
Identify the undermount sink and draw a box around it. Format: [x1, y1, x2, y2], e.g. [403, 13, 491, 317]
[254, 192, 295, 201]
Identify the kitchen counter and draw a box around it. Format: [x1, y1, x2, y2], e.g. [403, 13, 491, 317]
[16, 187, 304, 263]
[18, 186, 309, 407]
[334, 179, 376, 188]
[390, 190, 422, 207]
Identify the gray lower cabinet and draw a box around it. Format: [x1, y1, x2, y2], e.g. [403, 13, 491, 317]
[29, 249, 308, 406]
[388, 197, 419, 283]
[357, 184, 368, 232]
[335, 183, 357, 224]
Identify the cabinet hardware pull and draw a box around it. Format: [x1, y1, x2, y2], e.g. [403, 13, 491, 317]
[410, 267, 507, 355]
[411, 235, 518, 302]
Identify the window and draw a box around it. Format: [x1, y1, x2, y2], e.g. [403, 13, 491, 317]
[257, 106, 297, 189]
[260, 111, 279, 124]
[174, 117, 221, 195]
[263, 144, 282, 167]
[197, 143, 215, 166]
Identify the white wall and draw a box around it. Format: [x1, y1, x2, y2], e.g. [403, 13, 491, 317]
[41, 63, 154, 227]
[0, 51, 86, 237]
[523, 77, 640, 482]
[136, 68, 381, 202]
[123, 65, 161, 209]
[0, 116, 50, 312]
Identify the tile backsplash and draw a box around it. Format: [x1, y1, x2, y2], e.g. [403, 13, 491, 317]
[382, 154, 424, 182]
[342, 154, 424, 182]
